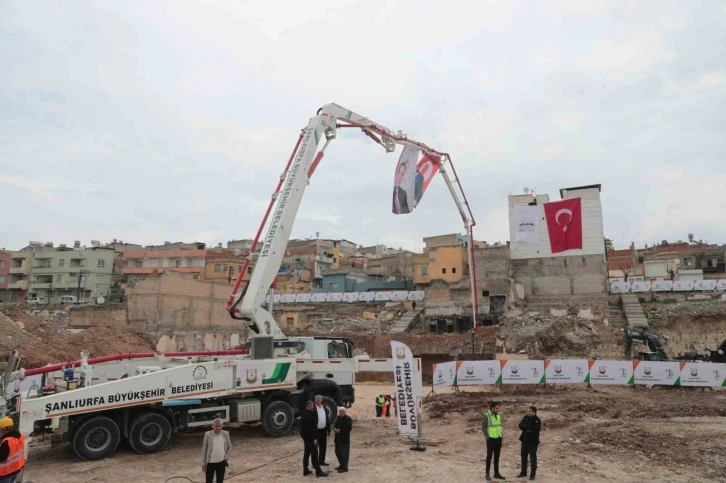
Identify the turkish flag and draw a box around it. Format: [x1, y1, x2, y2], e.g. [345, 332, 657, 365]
[543, 198, 583, 253]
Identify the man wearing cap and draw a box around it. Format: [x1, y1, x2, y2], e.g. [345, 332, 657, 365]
[333, 408, 352, 473]
[375, 393, 385, 417]
[0, 417, 25, 483]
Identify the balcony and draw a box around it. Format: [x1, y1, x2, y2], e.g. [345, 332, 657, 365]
[30, 282, 51, 289]
[9, 266, 27, 274]
[8, 280, 29, 290]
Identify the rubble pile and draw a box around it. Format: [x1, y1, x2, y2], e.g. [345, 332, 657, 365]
[647, 298, 726, 324]
[498, 313, 623, 359]
[305, 313, 398, 334]
[0, 308, 155, 367]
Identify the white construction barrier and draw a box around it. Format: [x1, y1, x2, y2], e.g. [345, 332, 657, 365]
[608, 279, 726, 294]
[266, 290, 426, 303]
[429, 360, 726, 388]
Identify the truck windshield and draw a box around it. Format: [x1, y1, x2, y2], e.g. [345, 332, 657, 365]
[327, 341, 350, 359]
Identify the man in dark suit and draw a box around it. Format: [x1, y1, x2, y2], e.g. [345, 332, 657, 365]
[392, 163, 411, 214]
[333, 407, 352, 473]
[300, 400, 327, 477]
[517, 406, 541, 480]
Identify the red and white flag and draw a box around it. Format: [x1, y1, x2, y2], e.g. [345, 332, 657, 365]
[543, 198, 583, 253]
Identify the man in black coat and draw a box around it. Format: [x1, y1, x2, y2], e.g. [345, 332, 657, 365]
[517, 406, 541, 480]
[333, 407, 352, 473]
[300, 401, 327, 477]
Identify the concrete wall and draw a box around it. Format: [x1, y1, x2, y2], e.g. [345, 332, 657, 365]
[69, 306, 128, 328]
[511, 255, 606, 296]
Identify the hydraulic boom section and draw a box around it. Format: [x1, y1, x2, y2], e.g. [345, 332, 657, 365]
[226, 105, 397, 336]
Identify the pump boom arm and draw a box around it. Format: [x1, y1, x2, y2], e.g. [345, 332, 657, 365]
[227, 104, 478, 337]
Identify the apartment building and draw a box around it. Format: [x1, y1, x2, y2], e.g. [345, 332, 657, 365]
[29, 247, 115, 303]
[0, 251, 10, 302]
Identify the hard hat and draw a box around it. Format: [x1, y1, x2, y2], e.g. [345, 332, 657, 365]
[0, 417, 13, 429]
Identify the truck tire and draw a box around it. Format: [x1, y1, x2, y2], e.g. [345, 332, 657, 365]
[262, 400, 294, 437]
[321, 396, 337, 427]
[128, 412, 172, 454]
[71, 416, 121, 460]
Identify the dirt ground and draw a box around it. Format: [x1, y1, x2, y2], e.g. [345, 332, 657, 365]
[23, 383, 726, 483]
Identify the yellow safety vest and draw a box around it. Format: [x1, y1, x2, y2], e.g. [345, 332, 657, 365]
[486, 411, 502, 439]
[375, 396, 385, 407]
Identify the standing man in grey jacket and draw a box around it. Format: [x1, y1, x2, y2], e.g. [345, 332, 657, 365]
[201, 418, 232, 483]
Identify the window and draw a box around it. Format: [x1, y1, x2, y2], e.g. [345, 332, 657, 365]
[452, 267, 456, 274]
[0, 276, 4, 283]
[214, 264, 222, 272]
[330, 283, 338, 289]
[135, 260, 143, 268]
[58, 259, 65, 267]
[707, 259, 714, 268]
[333, 257, 337, 263]
[96, 275, 103, 283]
[238, 266, 242, 273]
[684, 258, 693, 267]
[247, 267, 252, 274]
[0, 261, 3, 268]
[157, 259, 163, 268]
[442, 268, 447, 274]
[482, 290, 490, 297]
[175, 259, 182, 267]
[224, 265, 229, 272]
[421, 266, 428, 275]
[97, 259, 105, 268]
[56, 275, 63, 283]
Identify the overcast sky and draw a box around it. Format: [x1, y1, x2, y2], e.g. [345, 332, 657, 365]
[2, 1, 725, 252]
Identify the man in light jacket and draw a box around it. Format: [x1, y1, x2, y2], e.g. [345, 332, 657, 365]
[201, 418, 232, 483]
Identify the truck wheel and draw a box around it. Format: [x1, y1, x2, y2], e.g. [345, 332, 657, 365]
[321, 396, 337, 427]
[262, 400, 294, 437]
[128, 412, 172, 454]
[71, 416, 121, 460]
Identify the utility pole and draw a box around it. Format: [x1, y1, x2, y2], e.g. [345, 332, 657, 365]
[76, 270, 85, 301]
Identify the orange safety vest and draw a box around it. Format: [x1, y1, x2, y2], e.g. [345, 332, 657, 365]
[0, 434, 26, 477]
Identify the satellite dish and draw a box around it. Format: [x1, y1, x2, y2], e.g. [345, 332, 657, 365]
[523, 188, 530, 194]
[96, 296, 105, 304]
[688, 233, 694, 242]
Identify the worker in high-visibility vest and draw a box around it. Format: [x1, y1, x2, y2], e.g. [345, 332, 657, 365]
[481, 401, 505, 481]
[375, 393, 385, 418]
[0, 417, 26, 483]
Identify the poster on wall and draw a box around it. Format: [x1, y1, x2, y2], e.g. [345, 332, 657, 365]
[718, 280, 726, 291]
[342, 292, 359, 302]
[295, 293, 312, 303]
[679, 362, 726, 387]
[544, 359, 589, 383]
[588, 361, 633, 385]
[633, 361, 680, 385]
[501, 360, 545, 384]
[514, 205, 540, 244]
[432, 361, 457, 389]
[456, 361, 502, 386]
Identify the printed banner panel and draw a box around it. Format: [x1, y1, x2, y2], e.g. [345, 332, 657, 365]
[311, 293, 327, 302]
[391, 341, 421, 437]
[326, 293, 343, 302]
[633, 361, 681, 385]
[588, 361, 634, 385]
[718, 280, 726, 291]
[358, 292, 375, 302]
[673, 281, 695, 292]
[651, 280, 673, 292]
[374, 292, 393, 301]
[609, 281, 630, 294]
[544, 359, 589, 383]
[280, 294, 296, 303]
[455, 360, 502, 386]
[514, 205, 540, 245]
[432, 361, 457, 389]
[390, 291, 408, 301]
[408, 291, 425, 301]
[501, 360, 545, 384]
[631, 281, 651, 293]
[342, 292, 359, 302]
[295, 293, 312, 303]
[679, 362, 726, 387]
[694, 280, 717, 291]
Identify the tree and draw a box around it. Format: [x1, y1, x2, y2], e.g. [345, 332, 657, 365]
[614, 258, 633, 282]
